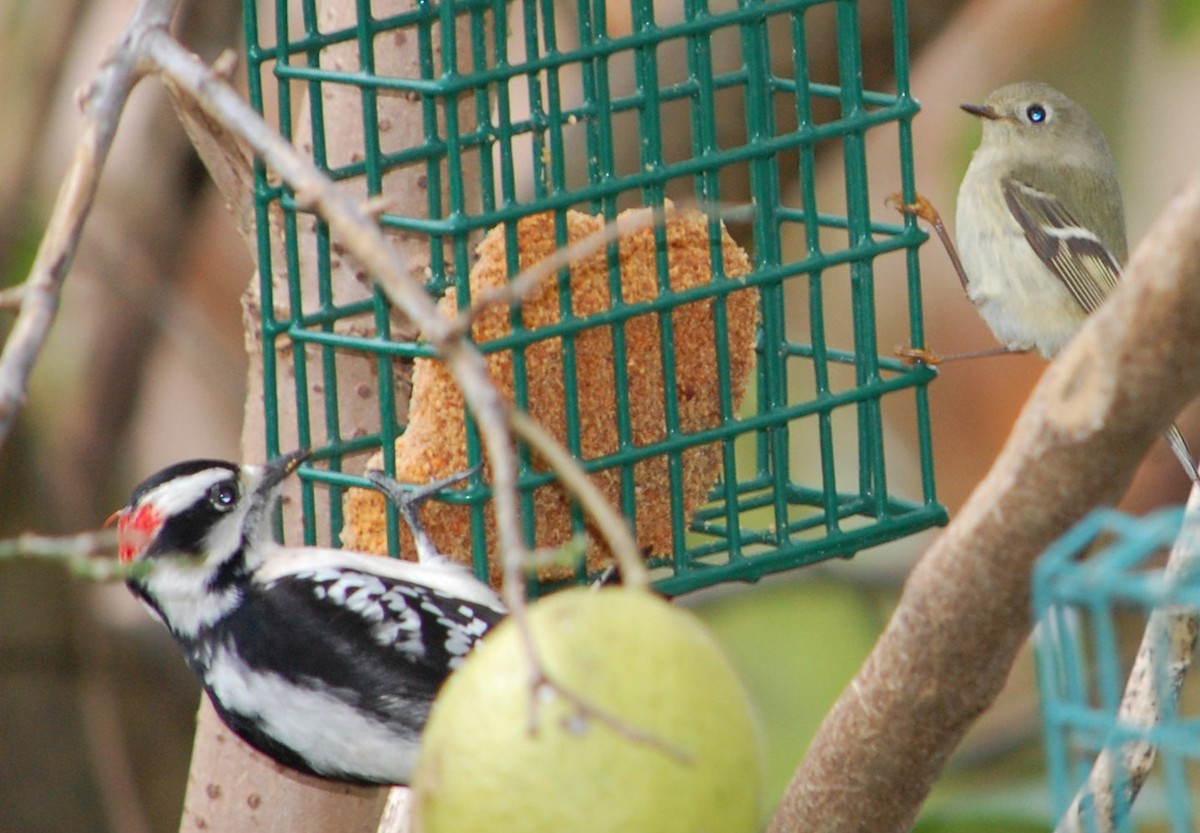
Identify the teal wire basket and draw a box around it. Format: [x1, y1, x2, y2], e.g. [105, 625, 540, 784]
[241, 0, 946, 594]
[1035, 506, 1200, 832]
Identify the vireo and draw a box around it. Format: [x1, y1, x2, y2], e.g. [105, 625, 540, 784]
[954, 81, 1197, 481]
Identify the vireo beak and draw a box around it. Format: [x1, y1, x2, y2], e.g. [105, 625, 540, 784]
[960, 102, 1000, 120]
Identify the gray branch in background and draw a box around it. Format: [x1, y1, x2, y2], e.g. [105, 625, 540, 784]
[0, 0, 175, 449]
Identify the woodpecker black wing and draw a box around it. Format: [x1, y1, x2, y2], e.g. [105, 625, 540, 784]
[187, 559, 504, 784]
[269, 563, 500, 678]
[242, 566, 498, 706]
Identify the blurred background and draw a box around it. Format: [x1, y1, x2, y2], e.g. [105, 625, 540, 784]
[3, 1, 1200, 831]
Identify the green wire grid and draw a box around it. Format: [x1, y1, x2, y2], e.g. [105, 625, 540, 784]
[242, 0, 946, 595]
[1035, 507, 1200, 832]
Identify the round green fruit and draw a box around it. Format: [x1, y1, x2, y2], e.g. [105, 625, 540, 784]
[411, 587, 764, 833]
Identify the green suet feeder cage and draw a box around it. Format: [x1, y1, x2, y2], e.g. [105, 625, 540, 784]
[1036, 507, 1200, 832]
[241, 0, 945, 595]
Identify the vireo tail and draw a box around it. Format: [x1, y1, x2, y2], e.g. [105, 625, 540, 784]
[955, 82, 1197, 481]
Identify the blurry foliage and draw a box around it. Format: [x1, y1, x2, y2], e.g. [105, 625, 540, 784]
[696, 579, 882, 806]
[1163, 0, 1200, 44]
[1, 223, 40, 289]
[697, 580, 1053, 831]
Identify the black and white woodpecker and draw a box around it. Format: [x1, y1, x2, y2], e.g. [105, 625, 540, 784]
[110, 449, 505, 785]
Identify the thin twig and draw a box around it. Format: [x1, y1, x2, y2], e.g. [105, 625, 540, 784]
[508, 408, 647, 589]
[0, 528, 115, 559]
[503, 413, 679, 757]
[0, 0, 178, 449]
[0, 529, 130, 580]
[450, 202, 753, 339]
[0, 285, 25, 310]
[531, 669, 694, 765]
[447, 206, 671, 339]
[1054, 484, 1200, 833]
[525, 537, 589, 571]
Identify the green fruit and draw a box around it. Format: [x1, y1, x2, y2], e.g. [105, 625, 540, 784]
[412, 587, 764, 833]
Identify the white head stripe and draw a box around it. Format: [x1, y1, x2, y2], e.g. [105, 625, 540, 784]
[142, 469, 236, 516]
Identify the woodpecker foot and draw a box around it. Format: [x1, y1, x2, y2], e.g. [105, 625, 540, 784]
[366, 465, 480, 512]
[366, 466, 481, 563]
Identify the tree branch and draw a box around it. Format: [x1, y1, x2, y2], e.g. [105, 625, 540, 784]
[0, 285, 25, 310]
[768, 167, 1200, 833]
[0, 529, 119, 578]
[507, 409, 645, 588]
[0, 0, 179, 449]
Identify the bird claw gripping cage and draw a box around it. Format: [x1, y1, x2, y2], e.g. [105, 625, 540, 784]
[241, 0, 945, 594]
[1035, 507, 1200, 833]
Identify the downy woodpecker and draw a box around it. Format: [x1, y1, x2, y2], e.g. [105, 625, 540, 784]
[111, 450, 505, 785]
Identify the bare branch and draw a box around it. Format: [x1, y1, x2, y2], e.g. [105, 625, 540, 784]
[0, 285, 25, 310]
[0, 0, 180, 449]
[450, 202, 753, 341]
[507, 408, 646, 589]
[769, 167, 1200, 833]
[530, 672, 693, 766]
[447, 207, 671, 339]
[0, 529, 123, 580]
[0, 528, 115, 560]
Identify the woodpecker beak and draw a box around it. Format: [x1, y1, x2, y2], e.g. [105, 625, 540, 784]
[960, 102, 1000, 120]
[255, 448, 312, 497]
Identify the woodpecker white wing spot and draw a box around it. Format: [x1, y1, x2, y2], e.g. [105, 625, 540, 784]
[443, 630, 477, 668]
[458, 605, 491, 636]
[374, 589, 425, 656]
[325, 573, 385, 609]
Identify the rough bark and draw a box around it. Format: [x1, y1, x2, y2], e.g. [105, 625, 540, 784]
[769, 168, 1200, 832]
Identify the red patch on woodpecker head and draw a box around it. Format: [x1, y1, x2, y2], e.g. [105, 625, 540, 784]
[113, 504, 163, 563]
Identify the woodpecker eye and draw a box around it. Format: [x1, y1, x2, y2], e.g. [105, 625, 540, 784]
[1026, 103, 1047, 124]
[208, 482, 238, 511]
